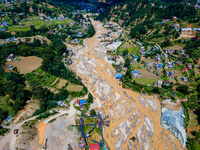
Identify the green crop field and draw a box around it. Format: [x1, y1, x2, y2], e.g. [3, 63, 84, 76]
[8, 18, 73, 32]
[134, 78, 159, 85]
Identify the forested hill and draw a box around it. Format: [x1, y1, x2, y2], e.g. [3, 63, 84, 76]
[97, 0, 199, 26]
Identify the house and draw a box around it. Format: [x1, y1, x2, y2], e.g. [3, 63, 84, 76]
[1, 28, 6, 31]
[165, 49, 173, 54]
[155, 80, 163, 88]
[132, 70, 140, 78]
[90, 143, 100, 150]
[3, 115, 12, 125]
[83, 24, 88, 30]
[1, 21, 9, 27]
[164, 80, 170, 86]
[76, 32, 82, 37]
[62, 52, 66, 57]
[173, 16, 177, 21]
[165, 62, 175, 69]
[166, 70, 175, 78]
[181, 77, 188, 82]
[8, 65, 13, 69]
[183, 54, 189, 58]
[184, 68, 188, 72]
[137, 42, 142, 46]
[186, 63, 192, 69]
[70, 21, 76, 26]
[68, 59, 72, 65]
[57, 17, 63, 21]
[146, 63, 153, 70]
[155, 63, 162, 70]
[193, 28, 200, 31]
[162, 53, 168, 58]
[154, 54, 161, 61]
[57, 101, 68, 107]
[180, 49, 185, 54]
[115, 74, 122, 79]
[80, 100, 87, 105]
[7, 54, 14, 61]
[181, 28, 192, 31]
[72, 38, 80, 43]
[40, 16, 45, 20]
[154, 45, 159, 50]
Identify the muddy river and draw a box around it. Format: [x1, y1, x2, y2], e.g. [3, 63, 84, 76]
[71, 19, 184, 150]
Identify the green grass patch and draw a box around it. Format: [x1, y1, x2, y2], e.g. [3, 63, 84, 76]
[0, 127, 10, 136]
[48, 118, 56, 123]
[26, 71, 57, 87]
[134, 78, 159, 85]
[8, 19, 73, 32]
[0, 96, 18, 117]
[68, 125, 73, 131]
[189, 113, 199, 127]
[36, 110, 57, 120]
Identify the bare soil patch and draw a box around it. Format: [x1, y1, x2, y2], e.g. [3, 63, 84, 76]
[57, 79, 68, 89]
[66, 84, 83, 92]
[16, 120, 40, 150]
[19, 35, 51, 44]
[13, 100, 39, 124]
[165, 45, 183, 51]
[4, 56, 42, 74]
[162, 101, 181, 111]
[139, 69, 160, 79]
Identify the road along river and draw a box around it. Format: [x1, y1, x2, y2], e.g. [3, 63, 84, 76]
[71, 19, 184, 150]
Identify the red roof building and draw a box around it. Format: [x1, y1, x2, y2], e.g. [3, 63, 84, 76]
[90, 143, 100, 150]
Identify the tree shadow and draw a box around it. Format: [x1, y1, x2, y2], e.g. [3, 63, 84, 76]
[193, 109, 200, 125]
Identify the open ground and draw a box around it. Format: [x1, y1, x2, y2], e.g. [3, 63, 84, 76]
[4, 56, 42, 74]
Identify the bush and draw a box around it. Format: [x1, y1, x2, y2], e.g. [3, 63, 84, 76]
[130, 136, 136, 141]
[0, 126, 9, 136]
[36, 110, 57, 120]
[90, 109, 96, 116]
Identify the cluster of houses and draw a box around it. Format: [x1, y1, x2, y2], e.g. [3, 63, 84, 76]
[73, 1, 97, 12]
[40, 15, 69, 22]
[57, 101, 68, 107]
[74, 99, 87, 109]
[63, 48, 74, 65]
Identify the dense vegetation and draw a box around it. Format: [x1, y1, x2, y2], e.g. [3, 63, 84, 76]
[0, 37, 87, 127]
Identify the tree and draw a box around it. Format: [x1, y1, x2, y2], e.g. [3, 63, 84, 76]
[87, 93, 94, 103]
[124, 58, 130, 67]
[176, 84, 189, 95]
[30, 25, 36, 34]
[163, 38, 172, 47]
[87, 25, 95, 37]
[188, 58, 193, 63]
[130, 136, 136, 141]
[90, 109, 96, 116]
[25, 38, 31, 43]
[123, 49, 128, 56]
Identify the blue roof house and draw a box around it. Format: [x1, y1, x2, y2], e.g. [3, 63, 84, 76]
[57, 101, 63, 106]
[80, 100, 87, 104]
[1, 28, 6, 31]
[115, 74, 123, 79]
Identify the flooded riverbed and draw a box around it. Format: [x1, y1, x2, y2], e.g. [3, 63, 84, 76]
[71, 18, 184, 150]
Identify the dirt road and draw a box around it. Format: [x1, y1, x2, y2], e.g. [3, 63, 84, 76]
[0, 94, 89, 150]
[0, 115, 38, 150]
[70, 18, 184, 149]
